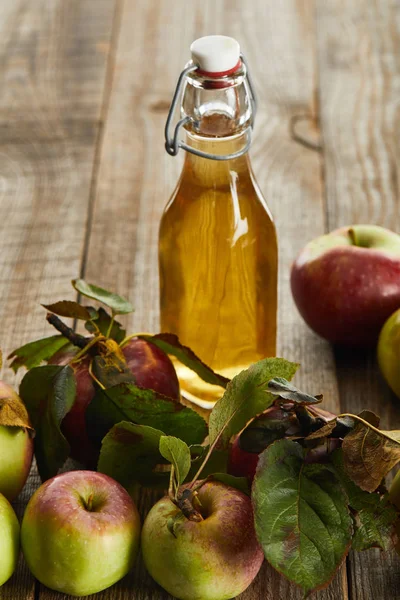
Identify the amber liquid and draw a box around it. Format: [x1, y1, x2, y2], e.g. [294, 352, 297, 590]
[159, 129, 278, 408]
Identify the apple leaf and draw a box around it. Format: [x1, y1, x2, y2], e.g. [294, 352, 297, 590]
[97, 421, 169, 489]
[239, 409, 293, 453]
[85, 307, 126, 342]
[42, 301, 98, 321]
[19, 365, 76, 481]
[252, 439, 352, 596]
[0, 396, 34, 432]
[8, 335, 71, 373]
[330, 450, 396, 551]
[342, 412, 400, 492]
[86, 382, 207, 448]
[207, 473, 250, 495]
[188, 446, 229, 481]
[159, 436, 191, 488]
[209, 358, 299, 448]
[91, 339, 135, 388]
[72, 279, 134, 315]
[306, 416, 355, 441]
[137, 333, 230, 389]
[267, 378, 322, 405]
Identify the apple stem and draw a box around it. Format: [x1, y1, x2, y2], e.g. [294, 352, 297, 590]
[177, 489, 204, 522]
[72, 336, 103, 364]
[46, 313, 91, 349]
[348, 227, 357, 246]
[86, 493, 94, 511]
[105, 315, 115, 339]
[88, 359, 107, 390]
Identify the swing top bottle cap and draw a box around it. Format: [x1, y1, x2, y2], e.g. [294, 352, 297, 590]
[190, 35, 241, 76]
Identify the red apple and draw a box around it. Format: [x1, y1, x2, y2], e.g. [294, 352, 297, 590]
[21, 470, 141, 596]
[228, 437, 259, 482]
[141, 481, 264, 600]
[0, 381, 34, 501]
[291, 225, 400, 345]
[50, 337, 180, 467]
[228, 405, 338, 483]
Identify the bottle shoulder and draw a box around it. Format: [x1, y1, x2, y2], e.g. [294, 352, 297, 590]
[162, 165, 274, 225]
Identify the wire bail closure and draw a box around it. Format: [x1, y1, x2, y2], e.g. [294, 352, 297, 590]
[164, 54, 257, 161]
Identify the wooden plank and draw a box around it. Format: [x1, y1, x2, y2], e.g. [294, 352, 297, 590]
[316, 0, 400, 598]
[0, 1, 117, 599]
[76, 1, 347, 599]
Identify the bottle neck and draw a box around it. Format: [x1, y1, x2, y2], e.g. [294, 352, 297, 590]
[183, 129, 251, 173]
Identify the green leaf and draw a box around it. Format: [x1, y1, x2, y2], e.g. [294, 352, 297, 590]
[267, 377, 322, 405]
[97, 421, 168, 489]
[159, 436, 191, 487]
[19, 365, 76, 481]
[208, 473, 249, 495]
[253, 439, 352, 596]
[188, 446, 229, 481]
[86, 383, 207, 448]
[137, 333, 230, 388]
[331, 450, 396, 551]
[8, 336, 71, 373]
[239, 407, 293, 453]
[72, 279, 134, 315]
[209, 358, 299, 448]
[42, 301, 98, 321]
[85, 307, 126, 342]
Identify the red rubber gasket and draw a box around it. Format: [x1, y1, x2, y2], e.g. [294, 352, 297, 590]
[196, 60, 242, 78]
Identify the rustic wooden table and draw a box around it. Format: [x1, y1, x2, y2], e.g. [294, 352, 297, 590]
[1, 0, 400, 598]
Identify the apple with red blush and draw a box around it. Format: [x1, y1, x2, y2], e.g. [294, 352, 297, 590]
[50, 337, 180, 467]
[21, 470, 141, 596]
[291, 225, 400, 346]
[228, 405, 338, 483]
[141, 480, 263, 600]
[0, 381, 34, 501]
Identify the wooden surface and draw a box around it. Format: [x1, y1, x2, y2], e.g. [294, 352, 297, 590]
[0, 0, 399, 598]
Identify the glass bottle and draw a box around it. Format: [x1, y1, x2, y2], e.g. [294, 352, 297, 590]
[159, 36, 278, 408]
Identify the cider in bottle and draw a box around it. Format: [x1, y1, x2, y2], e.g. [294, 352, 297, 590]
[159, 36, 278, 407]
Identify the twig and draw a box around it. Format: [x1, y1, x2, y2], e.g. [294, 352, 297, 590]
[46, 313, 90, 349]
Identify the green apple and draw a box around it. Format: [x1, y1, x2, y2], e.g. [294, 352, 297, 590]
[0, 493, 20, 586]
[141, 481, 264, 600]
[21, 470, 141, 596]
[378, 309, 400, 398]
[0, 382, 34, 501]
[389, 470, 400, 555]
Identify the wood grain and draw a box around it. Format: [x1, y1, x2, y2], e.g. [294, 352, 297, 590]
[78, 0, 347, 599]
[2, 0, 399, 599]
[316, 0, 400, 598]
[0, 1, 116, 599]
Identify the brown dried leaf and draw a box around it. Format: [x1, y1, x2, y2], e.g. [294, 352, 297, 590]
[342, 412, 400, 492]
[0, 396, 34, 432]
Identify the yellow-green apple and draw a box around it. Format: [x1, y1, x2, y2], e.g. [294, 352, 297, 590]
[389, 470, 400, 554]
[21, 470, 141, 596]
[291, 225, 400, 346]
[377, 308, 400, 398]
[0, 493, 20, 586]
[50, 337, 180, 467]
[141, 481, 264, 600]
[0, 381, 34, 501]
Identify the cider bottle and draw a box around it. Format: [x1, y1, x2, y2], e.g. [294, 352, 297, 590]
[159, 36, 278, 407]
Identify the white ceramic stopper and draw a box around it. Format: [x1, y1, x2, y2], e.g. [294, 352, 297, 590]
[190, 35, 240, 73]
